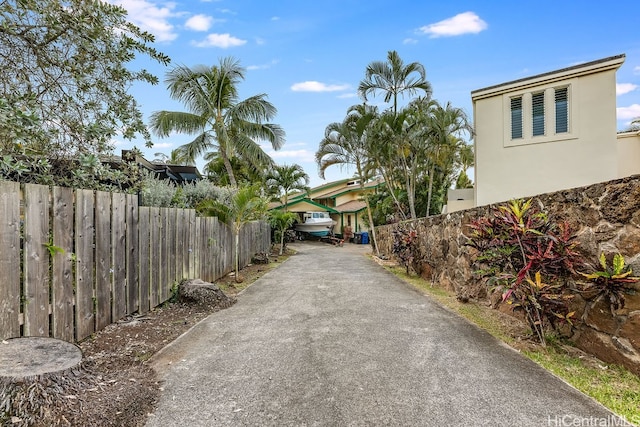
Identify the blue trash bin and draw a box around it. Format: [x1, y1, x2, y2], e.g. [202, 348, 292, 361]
[361, 231, 369, 244]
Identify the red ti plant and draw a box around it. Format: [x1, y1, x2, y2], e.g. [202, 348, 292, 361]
[466, 199, 581, 344]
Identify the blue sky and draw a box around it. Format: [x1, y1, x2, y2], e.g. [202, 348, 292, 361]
[112, 0, 640, 187]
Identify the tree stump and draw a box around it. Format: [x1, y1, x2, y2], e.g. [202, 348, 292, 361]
[0, 337, 82, 379]
[179, 279, 236, 308]
[0, 337, 93, 426]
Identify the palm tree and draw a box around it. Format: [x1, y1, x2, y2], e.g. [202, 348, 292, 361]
[149, 57, 285, 187]
[153, 148, 192, 165]
[197, 184, 267, 281]
[423, 102, 474, 216]
[629, 117, 640, 132]
[268, 210, 297, 255]
[358, 50, 432, 115]
[316, 103, 381, 255]
[265, 164, 310, 210]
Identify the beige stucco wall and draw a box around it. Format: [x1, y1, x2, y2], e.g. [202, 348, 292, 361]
[473, 56, 623, 206]
[445, 188, 474, 213]
[617, 131, 640, 178]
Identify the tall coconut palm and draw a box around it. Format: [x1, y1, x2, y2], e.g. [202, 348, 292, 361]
[316, 103, 381, 255]
[149, 57, 285, 187]
[265, 164, 310, 210]
[358, 50, 432, 115]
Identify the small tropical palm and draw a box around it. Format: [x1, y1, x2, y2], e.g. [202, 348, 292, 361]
[358, 50, 432, 115]
[149, 57, 285, 187]
[268, 210, 297, 255]
[265, 164, 310, 210]
[197, 184, 267, 279]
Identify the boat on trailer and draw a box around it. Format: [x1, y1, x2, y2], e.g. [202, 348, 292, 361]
[294, 212, 336, 237]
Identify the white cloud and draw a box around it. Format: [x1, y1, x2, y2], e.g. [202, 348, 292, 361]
[403, 38, 418, 45]
[291, 81, 351, 92]
[617, 83, 638, 96]
[193, 33, 247, 48]
[418, 11, 487, 38]
[634, 66, 640, 75]
[110, 0, 178, 42]
[153, 142, 173, 149]
[185, 14, 213, 31]
[337, 93, 358, 99]
[617, 104, 640, 120]
[255, 37, 266, 45]
[247, 60, 279, 70]
[268, 149, 316, 163]
[271, 16, 280, 21]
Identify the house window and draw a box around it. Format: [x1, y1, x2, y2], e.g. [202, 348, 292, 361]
[532, 92, 545, 136]
[510, 97, 523, 139]
[555, 87, 568, 134]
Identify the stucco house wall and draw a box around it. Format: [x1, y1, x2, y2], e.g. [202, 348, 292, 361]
[618, 130, 640, 177]
[472, 55, 625, 207]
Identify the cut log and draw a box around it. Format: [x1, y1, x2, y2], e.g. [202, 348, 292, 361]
[179, 279, 236, 308]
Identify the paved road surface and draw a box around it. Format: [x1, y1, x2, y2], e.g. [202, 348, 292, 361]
[147, 242, 626, 426]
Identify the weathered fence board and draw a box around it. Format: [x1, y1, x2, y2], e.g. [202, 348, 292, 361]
[0, 182, 271, 343]
[160, 208, 169, 301]
[126, 194, 139, 314]
[138, 207, 151, 314]
[22, 184, 50, 337]
[52, 187, 74, 342]
[75, 189, 96, 341]
[95, 191, 111, 331]
[0, 181, 20, 339]
[111, 192, 127, 321]
[188, 209, 196, 278]
[167, 208, 176, 287]
[149, 207, 160, 308]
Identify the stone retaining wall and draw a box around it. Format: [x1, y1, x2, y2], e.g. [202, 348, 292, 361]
[374, 175, 640, 375]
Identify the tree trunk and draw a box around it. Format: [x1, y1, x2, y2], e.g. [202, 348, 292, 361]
[221, 151, 238, 188]
[279, 227, 285, 255]
[234, 229, 240, 277]
[364, 195, 380, 256]
[380, 168, 406, 221]
[426, 164, 435, 217]
[407, 177, 417, 220]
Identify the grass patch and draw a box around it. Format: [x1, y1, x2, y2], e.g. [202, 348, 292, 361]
[383, 264, 640, 424]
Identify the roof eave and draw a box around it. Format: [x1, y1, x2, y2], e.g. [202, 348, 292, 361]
[471, 54, 625, 101]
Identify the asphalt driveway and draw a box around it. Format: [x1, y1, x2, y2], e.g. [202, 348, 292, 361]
[147, 242, 626, 426]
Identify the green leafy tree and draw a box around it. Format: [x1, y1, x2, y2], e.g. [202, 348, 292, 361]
[197, 185, 267, 280]
[316, 104, 381, 255]
[265, 164, 310, 210]
[150, 58, 285, 188]
[0, 0, 169, 154]
[268, 210, 297, 255]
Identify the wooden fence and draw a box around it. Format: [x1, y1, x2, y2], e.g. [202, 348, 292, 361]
[0, 181, 271, 343]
